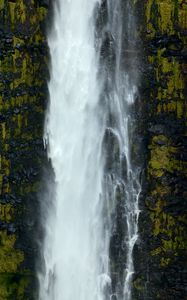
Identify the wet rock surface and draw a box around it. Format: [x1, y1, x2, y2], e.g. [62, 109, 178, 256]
[132, 1, 187, 299]
[0, 1, 48, 299]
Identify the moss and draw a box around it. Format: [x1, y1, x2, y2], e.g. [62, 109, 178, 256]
[0, 275, 30, 300]
[20, 181, 41, 195]
[38, 6, 48, 22]
[1, 123, 6, 140]
[140, 1, 187, 297]
[146, 0, 175, 35]
[0, 1, 48, 298]
[145, 0, 187, 35]
[17, 277, 30, 298]
[0, 174, 3, 194]
[133, 277, 145, 292]
[150, 210, 175, 237]
[148, 133, 187, 178]
[151, 184, 171, 197]
[151, 247, 162, 256]
[145, 4, 187, 262]
[157, 1, 175, 34]
[178, 3, 187, 29]
[148, 196, 187, 264]
[8, 2, 16, 24]
[0, 0, 4, 10]
[148, 141, 171, 178]
[0, 56, 13, 73]
[0, 204, 14, 222]
[0, 276, 18, 300]
[1, 156, 10, 176]
[150, 207, 187, 265]
[149, 52, 185, 117]
[160, 257, 171, 267]
[0, 231, 24, 273]
[146, 0, 186, 123]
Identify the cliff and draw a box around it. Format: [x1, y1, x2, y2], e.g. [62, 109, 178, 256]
[0, 1, 48, 299]
[0, 1, 186, 300]
[133, 0, 187, 299]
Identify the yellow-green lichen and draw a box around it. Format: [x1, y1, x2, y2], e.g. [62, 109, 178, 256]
[145, 0, 187, 277]
[178, 3, 187, 29]
[160, 257, 171, 267]
[0, 275, 30, 300]
[151, 184, 171, 197]
[1, 156, 10, 177]
[8, 2, 16, 24]
[157, 1, 175, 34]
[0, 1, 48, 298]
[0, 231, 24, 273]
[148, 134, 187, 178]
[0, 174, 3, 195]
[133, 277, 145, 292]
[145, 0, 187, 35]
[0, 204, 14, 222]
[0, 0, 4, 10]
[149, 197, 187, 266]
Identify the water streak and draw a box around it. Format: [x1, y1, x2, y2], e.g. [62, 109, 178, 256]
[96, 1, 141, 299]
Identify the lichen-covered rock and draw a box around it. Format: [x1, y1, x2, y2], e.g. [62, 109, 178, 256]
[133, 1, 187, 299]
[0, 1, 48, 299]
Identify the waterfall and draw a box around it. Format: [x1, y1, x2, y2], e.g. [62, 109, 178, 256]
[97, 2, 141, 299]
[39, 1, 141, 300]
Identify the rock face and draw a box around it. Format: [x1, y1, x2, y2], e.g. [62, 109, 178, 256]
[0, 1, 48, 299]
[133, 1, 187, 299]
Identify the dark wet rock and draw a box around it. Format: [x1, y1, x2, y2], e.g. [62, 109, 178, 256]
[0, 1, 48, 298]
[39, 0, 50, 8]
[149, 35, 183, 51]
[103, 127, 121, 174]
[132, 1, 187, 299]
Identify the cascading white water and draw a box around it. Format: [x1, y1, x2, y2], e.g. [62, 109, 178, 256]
[97, 1, 141, 299]
[39, 1, 141, 300]
[39, 1, 109, 300]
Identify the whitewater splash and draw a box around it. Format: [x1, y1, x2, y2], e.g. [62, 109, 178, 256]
[39, 1, 141, 300]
